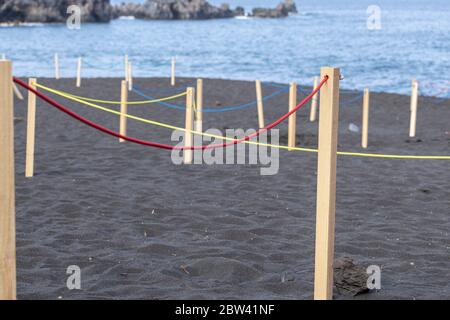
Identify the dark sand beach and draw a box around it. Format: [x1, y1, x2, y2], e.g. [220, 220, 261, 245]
[12, 77, 450, 300]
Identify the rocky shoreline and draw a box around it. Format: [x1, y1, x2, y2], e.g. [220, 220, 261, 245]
[0, 0, 297, 24]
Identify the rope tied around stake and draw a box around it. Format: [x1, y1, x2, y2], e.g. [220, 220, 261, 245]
[13, 77, 450, 159]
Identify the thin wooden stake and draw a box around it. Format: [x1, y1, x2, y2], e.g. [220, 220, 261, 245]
[124, 54, 129, 82]
[1, 54, 22, 99]
[288, 82, 297, 150]
[76, 57, 82, 88]
[0, 60, 16, 300]
[119, 80, 128, 143]
[310, 76, 319, 122]
[255, 80, 265, 129]
[184, 87, 194, 164]
[54, 53, 60, 80]
[12, 82, 23, 100]
[127, 61, 133, 91]
[25, 78, 37, 178]
[171, 57, 176, 86]
[195, 79, 203, 133]
[361, 88, 370, 149]
[314, 67, 340, 301]
[409, 79, 419, 138]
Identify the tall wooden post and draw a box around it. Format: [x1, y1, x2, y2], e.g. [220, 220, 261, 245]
[0, 60, 16, 300]
[76, 57, 82, 88]
[119, 80, 128, 143]
[409, 79, 419, 138]
[195, 79, 203, 133]
[25, 78, 37, 178]
[171, 57, 176, 87]
[54, 53, 60, 80]
[184, 87, 194, 164]
[310, 76, 319, 122]
[255, 80, 265, 129]
[361, 88, 370, 149]
[314, 67, 340, 300]
[288, 82, 297, 150]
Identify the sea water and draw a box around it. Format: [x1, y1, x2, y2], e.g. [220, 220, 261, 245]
[1, 0, 449, 95]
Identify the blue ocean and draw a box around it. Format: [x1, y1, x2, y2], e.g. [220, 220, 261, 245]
[1, 0, 449, 95]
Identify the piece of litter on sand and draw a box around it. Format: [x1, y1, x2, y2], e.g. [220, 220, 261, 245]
[281, 272, 295, 283]
[348, 123, 360, 133]
[180, 265, 190, 275]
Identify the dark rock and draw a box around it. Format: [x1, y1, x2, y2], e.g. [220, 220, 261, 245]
[0, 0, 113, 24]
[251, 0, 297, 18]
[113, 0, 242, 20]
[334, 257, 370, 296]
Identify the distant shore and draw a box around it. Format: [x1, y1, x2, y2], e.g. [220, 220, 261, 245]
[0, 0, 297, 25]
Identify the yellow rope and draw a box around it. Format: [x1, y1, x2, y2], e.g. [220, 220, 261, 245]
[34, 82, 450, 160]
[33, 83, 186, 105]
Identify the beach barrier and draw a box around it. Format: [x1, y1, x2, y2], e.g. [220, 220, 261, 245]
[196, 79, 203, 133]
[127, 61, 133, 91]
[124, 54, 129, 82]
[310, 76, 319, 122]
[255, 80, 265, 128]
[184, 87, 194, 163]
[1, 54, 23, 100]
[410, 79, 419, 138]
[314, 67, 340, 300]
[0, 60, 16, 300]
[4, 67, 450, 301]
[171, 57, 176, 86]
[133, 83, 287, 113]
[288, 82, 297, 150]
[120, 80, 128, 143]
[361, 88, 370, 149]
[25, 78, 37, 178]
[31, 81, 450, 159]
[54, 53, 60, 80]
[76, 57, 82, 88]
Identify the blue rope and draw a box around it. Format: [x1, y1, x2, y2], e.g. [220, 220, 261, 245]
[132, 85, 288, 113]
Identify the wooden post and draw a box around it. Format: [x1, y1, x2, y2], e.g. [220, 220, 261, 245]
[124, 54, 129, 82]
[310, 76, 319, 122]
[171, 57, 176, 86]
[314, 67, 340, 300]
[184, 87, 194, 164]
[361, 88, 370, 149]
[54, 53, 60, 80]
[0, 60, 16, 300]
[1, 54, 22, 99]
[409, 79, 419, 138]
[127, 61, 133, 91]
[25, 78, 37, 178]
[119, 80, 128, 143]
[76, 57, 82, 88]
[255, 80, 265, 129]
[288, 82, 297, 150]
[12, 82, 23, 100]
[195, 79, 203, 133]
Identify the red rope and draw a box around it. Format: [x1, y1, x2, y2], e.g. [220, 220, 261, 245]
[13, 76, 328, 151]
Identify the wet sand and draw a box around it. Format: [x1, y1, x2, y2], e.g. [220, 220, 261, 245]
[11, 77, 450, 300]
